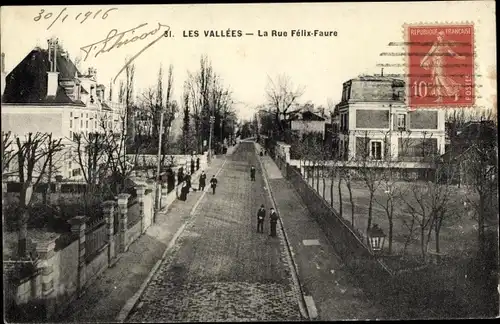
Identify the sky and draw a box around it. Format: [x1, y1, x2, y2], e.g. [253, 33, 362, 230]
[1, 2, 496, 122]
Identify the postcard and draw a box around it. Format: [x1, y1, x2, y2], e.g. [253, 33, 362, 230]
[1, 2, 497, 322]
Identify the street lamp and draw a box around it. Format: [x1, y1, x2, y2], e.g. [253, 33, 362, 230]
[208, 115, 215, 163]
[367, 224, 386, 253]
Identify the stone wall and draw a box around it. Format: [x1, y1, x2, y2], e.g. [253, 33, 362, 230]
[283, 162, 394, 292]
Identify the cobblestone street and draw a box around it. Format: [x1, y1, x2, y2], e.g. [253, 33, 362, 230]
[126, 142, 302, 322]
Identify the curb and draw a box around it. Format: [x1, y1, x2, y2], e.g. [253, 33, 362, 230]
[254, 142, 312, 320]
[116, 158, 228, 323]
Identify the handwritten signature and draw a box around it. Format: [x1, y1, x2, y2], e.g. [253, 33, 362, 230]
[80, 23, 171, 83]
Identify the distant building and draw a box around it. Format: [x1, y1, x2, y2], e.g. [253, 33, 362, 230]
[1, 37, 125, 181]
[333, 75, 446, 171]
[289, 110, 327, 138]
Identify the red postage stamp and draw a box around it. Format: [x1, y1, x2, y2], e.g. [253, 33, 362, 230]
[405, 23, 475, 109]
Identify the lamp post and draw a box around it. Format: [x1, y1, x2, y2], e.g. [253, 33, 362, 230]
[367, 223, 386, 254]
[208, 115, 215, 163]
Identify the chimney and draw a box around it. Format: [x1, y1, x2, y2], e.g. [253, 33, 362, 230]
[47, 38, 59, 97]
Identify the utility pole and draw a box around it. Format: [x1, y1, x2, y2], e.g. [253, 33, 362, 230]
[155, 110, 165, 212]
[208, 115, 215, 163]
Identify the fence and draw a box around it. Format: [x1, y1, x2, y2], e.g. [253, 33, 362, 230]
[273, 154, 394, 294]
[3, 153, 210, 321]
[85, 217, 108, 261]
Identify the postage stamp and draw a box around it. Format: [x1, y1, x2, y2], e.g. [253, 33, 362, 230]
[404, 23, 475, 109]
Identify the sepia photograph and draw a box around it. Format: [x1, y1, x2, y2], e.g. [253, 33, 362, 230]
[1, 2, 498, 322]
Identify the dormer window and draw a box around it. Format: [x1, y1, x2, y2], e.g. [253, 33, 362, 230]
[90, 95, 94, 104]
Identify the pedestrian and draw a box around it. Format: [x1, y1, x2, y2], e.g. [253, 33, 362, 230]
[196, 157, 200, 170]
[185, 173, 192, 191]
[257, 204, 266, 233]
[180, 181, 189, 201]
[210, 175, 218, 194]
[199, 170, 207, 191]
[190, 158, 195, 175]
[250, 166, 256, 181]
[269, 207, 279, 237]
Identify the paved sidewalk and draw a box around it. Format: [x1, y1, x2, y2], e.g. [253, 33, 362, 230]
[53, 158, 226, 323]
[255, 142, 386, 320]
[126, 142, 301, 322]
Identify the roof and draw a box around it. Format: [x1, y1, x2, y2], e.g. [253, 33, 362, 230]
[290, 110, 326, 121]
[349, 75, 405, 86]
[1, 47, 85, 106]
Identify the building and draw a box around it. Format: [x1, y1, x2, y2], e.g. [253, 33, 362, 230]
[1, 37, 125, 181]
[332, 75, 446, 170]
[289, 110, 327, 139]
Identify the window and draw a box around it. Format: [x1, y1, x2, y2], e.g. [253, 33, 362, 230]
[86, 113, 88, 118]
[86, 121, 89, 128]
[397, 114, 406, 130]
[70, 120, 73, 128]
[80, 120, 83, 128]
[95, 121, 97, 128]
[69, 131, 73, 138]
[370, 141, 383, 160]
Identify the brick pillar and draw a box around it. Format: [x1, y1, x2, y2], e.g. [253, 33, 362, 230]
[160, 185, 168, 209]
[34, 236, 58, 319]
[69, 216, 86, 295]
[117, 193, 130, 253]
[135, 185, 146, 233]
[102, 200, 116, 265]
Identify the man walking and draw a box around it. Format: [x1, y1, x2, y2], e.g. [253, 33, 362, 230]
[199, 171, 207, 192]
[210, 175, 218, 194]
[269, 207, 279, 237]
[250, 166, 256, 181]
[257, 204, 266, 233]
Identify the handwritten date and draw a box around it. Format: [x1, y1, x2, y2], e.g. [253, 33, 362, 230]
[34, 7, 118, 30]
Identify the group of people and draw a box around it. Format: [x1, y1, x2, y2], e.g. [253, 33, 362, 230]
[198, 171, 218, 194]
[256, 204, 279, 237]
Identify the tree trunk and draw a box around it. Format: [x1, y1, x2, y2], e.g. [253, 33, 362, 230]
[420, 226, 426, 262]
[338, 176, 343, 217]
[435, 219, 442, 264]
[311, 164, 315, 189]
[388, 201, 394, 254]
[316, 166, 320, 193]
[17, 208, 29, 258]
[330, 172, 334, 207]
[322, 171, 326, 199]
[403, 217, 415, 256]
[366, 192, 374, 235]
[347, 181, 355, 227]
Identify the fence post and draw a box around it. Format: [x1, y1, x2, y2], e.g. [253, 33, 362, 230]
[135, 185, 146, 233]
[146, 179, 156, 222]
[69, 216, 86, 296]
[102, 200, 116, 266]
[117, 193, 130, 253]
[160, 185, 168, 210]
[34, 236, 58, 319]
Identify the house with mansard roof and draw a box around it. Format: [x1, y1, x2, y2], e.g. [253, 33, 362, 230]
[1, 37, 125, 181]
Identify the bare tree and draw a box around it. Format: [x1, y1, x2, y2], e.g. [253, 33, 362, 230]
[14, 132, 64, 257]
[1, 131, 17, 178]
[71, 131, 108, 186]
[265, 74, 304, 138]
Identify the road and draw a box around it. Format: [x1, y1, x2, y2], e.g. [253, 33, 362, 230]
[126, 142, 302, 322]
